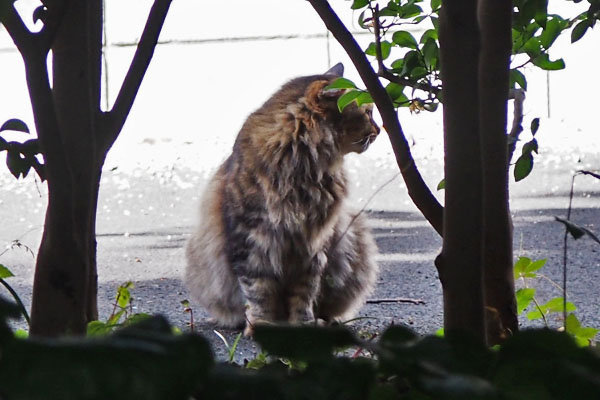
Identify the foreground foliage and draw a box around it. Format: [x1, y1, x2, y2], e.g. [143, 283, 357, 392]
[1, 297, 598, 400]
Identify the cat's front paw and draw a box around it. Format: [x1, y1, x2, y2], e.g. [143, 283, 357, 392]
[243, 317, 273, 337]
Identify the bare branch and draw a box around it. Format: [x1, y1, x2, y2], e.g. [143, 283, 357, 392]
[308, 0, 443, 235]
[367, 297, 425, 305]
[37, 0, 70, 53]
[0, 1, 33, 54]
[372, 5, 386, 75]
[507, 88, 525, 163]
[104, 0, 172, 149]
[379, 68, 442, 96]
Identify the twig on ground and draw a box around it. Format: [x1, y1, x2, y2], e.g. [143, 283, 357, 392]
[367, 297, 425, 305]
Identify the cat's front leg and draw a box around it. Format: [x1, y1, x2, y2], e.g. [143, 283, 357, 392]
[237, 275, 282, 336]
[287, 251, 327, 324]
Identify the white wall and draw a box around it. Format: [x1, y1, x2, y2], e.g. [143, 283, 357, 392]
[1, 0, 598, 177]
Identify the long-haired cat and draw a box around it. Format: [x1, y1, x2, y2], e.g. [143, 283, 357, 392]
[185, 63, 379, 335]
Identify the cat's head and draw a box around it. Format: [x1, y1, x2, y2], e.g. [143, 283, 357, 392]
[301, 65, 380, 155]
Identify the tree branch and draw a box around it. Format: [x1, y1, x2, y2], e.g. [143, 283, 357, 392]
[378, 68, 442, 95]
[308, 0, 443, 235]
[507, 88, 525, 164]
[104, 0, 172, 149]
[37, 0, 70, 53]
[0, 1, 34, 55]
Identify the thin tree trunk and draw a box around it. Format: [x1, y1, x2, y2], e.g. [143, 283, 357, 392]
[478, 0, 518, 343]
[30, 0, 102, 336]
[437, 0, 486, 343]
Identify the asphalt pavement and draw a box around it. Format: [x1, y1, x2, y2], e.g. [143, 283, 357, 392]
[1, 140, 598, 363]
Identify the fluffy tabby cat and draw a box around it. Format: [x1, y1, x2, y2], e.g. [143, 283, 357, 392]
[185, 63, 380, 335]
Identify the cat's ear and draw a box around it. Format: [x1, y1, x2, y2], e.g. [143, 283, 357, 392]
[305, 80, 344, 115]
[324, 62, 344, 77]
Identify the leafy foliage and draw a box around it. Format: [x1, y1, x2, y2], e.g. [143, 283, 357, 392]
[0, 119, 45, 181]
[1, 298, 599, 399]
[514, 118, 541, 182]
[568, 0, 600, 43]
[87, 282, 151, 336]
[0, 305, 213, 400]
[514, 256, 598, 346]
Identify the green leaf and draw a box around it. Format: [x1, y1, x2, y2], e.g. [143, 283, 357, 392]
[0, 264, 15, 279]
[527, 309, 545, 320]
[516, 288, 536, 314]
[6, 150, 31, 179]
[521, 36, 542, 58]
[576, 327, 599, 341]
[358, 10, 369, 29]
[555, 217, 586, 240]
[437, 179, 445, 191]
[399, 4, 423, 19]
[0, 119, 29, 134]
[326, 77, 357, 90]
[365, 40, 392, 60]
[431, 0, 441, 11]
[543, 297, 576, 313]
[116, 281, 134, 308]
[401, 50, 423, 77]
[580, 226, 600, 246]
[514, 153, 534, 182]
[392, 31, 418, 49]
[14, 329, 28, 339]
[522, 138, 538, 155]
[422, 38, 439, 70]
[509, 69, 527, 90]
[410, 66, 428, 80]
[532, 53, 565, 70]
[107, 309, 125, 326]
[423, 102, 438, 112]
[245, 351, 268, 370]
[420, 29, 438, 44]
[351, 0, 369, 10]
[514, 256, 532, 279]
[565, 313, 581, 332]
[571, 20, 590, 43]
[87, 320, 112, 336]
[228, 332, 242, 362]
[356, 91, 373, 106]
[539, 17, 565, 49]
[530, 117, 540, 135]
[337, 90, 362, 112]
[525, 258, 546, 275]
[390, 58, 404, 72]
[385, 82, 406, 103]
[430, 15, 439, 30]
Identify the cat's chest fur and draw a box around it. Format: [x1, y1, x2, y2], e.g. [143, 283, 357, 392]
[221, 135, 347, 260]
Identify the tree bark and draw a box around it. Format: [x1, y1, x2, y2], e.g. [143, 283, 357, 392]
[437, 0, 486, 343]
[29, 0, 102, 336]
[478, 0, 518, 343]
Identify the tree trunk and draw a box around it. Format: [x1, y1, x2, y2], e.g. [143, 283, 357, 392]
[437, 0, 486, 343]
[30, 0, 103, 336]
[478, 0, 518, 344]
[2, 0, 171, 336]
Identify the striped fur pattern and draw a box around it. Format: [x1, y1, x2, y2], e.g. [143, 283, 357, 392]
[185, 68, 379, 335]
